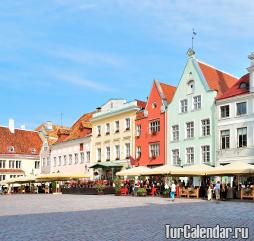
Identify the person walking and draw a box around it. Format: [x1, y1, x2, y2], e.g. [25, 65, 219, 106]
[214, 181, 221, 203]
[170, 180, 176, 202]
[207, 183, 213, 201]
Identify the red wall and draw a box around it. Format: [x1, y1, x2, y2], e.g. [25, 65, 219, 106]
[135, 82, 166, 167]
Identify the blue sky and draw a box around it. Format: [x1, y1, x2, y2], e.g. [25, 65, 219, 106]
[0, 0, 253, 129]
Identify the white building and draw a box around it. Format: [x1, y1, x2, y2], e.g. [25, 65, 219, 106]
[216, 52, 254, 165]
[0, 119, 42, 181]
[50, 113, 93, 175]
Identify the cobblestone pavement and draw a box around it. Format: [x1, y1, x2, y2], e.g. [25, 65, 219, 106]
[0, 194, 253, 241]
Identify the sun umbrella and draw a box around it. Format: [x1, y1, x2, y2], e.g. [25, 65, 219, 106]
[116, 166, 151, 176]
[144, 165, 183, 175]
[171, 164, 214, 176]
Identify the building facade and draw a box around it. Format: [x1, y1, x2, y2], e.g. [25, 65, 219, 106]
[50, 113, 93, 175]
[36, 121, 68, 174]
[216, 53, 254, 165]
[167, 51, 238, 170]
[0, 119, 42, 181]
[135, 80, 176, 167]
[90, 99, 145, 178]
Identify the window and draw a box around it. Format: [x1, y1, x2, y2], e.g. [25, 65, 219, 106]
[86, 151, 90, 162]
[221, 130, 230, 149]
[15, 160, 21, 169]
[193, 95, 201, 110]
[115, 145, 120, 160]
[172, 149, 180, 165]
[236, 102, 247, 116]
[9, 160, 15, 168]
[188, 80, 195, 94]
[201, 119, 210, 136]
[0, 160, 6, 169]
[80, 143, 84, 151]
[47, 157, 50, 166]
[149, 143, 160, 158]
[97, 126, 101, 137]
[136, 146, 141, 158]
[180, 99, 188, 113]
[125, 143, 130, 158]
[97, 148, 101, 162]
[150, 120, 160, 134]
[31, 148, 36, 154]
[42, 158, 46, 167]
[239, 82, 248, 89]
[201, 145, 210, 163]
[69, 154, 72, 165]
[152, 102, 157, 109]
[136, 125, 141, 137]
[80, 152, 84, 163]
[115, 121, 120, 133]
[54, 157, 57, 167]
[8, 146, 15, 153]
[172, 125, 179, 141]
[221, 105, 230, 118]
[64, 155, 67, 165]
[35, 161, 40, 169]
[74, 153, 78, 164]
[237, 127, 247, 148]
[106, 147, 110, 161]
[186, 122, 194, 139]
[125, 118, 130, 130]
[186, 147, 194, 164]
[58, 156, 62, 166]
[106, 123, 110, 135]
[0, 175, 6, 181]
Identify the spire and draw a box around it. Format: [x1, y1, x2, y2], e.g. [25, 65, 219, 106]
[187, 28, 197, 58]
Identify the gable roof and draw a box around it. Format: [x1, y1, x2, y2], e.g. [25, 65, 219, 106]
[0, 127, 42, 156]
[159, 82, 177, 104]
[197, 61, 238, 96]
[217, 74, 250, 100]
[55, 112, 94, 144]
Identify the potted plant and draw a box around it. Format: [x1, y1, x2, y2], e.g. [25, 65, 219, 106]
[94, 182, 105, 195]
[137, 188, 147, 197]
[114, 179, 122, 196]
[243, 187, 252, 196]
[162, 189, 170, 198]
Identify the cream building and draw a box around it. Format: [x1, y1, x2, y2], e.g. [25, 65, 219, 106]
[0, 119, 42, 181]
[90, 99, 145, 179]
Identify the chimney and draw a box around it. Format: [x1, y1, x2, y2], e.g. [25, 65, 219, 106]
[9, 119, 15, 134]
[247, 52, 254, 92]
[20, 125, 26, 130]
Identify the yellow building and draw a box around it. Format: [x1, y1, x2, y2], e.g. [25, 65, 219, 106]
[90, 99, 145, 179]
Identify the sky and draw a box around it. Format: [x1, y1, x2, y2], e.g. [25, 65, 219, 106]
[0, 0, 253, 129]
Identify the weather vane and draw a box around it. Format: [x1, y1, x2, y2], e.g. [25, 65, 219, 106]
[192, 28, 197, 50]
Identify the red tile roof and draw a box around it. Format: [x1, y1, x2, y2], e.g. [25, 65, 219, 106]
[0, 127, 42, 156]
[136, 100, 146, 109]
[55, 112, 93, 144]
[160, 82, 177, 104]
[217, 74, 250, 100]
[198, 61, 238, 96]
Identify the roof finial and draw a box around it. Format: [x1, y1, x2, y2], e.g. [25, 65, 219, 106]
[187, 28, 197, 58]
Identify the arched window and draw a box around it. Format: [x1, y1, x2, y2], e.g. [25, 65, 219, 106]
[187, 80, 195, 94]
[239, 82, 248, 89]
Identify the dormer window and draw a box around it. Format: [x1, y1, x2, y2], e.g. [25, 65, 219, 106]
[8, 146, 15, 153]
[31, 148, 36, 154]
[239, 82, 248, 89]
[187, 80, 195, 94]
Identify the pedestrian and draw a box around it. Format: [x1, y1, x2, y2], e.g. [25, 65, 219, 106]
[214, 181, 221, 203]
[207, 184, 213, 201]
[170, 180, 176, 202]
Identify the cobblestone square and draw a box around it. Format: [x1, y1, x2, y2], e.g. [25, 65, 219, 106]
[0, 194, 253, 241]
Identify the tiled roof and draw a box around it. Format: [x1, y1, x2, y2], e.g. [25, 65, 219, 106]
[55, 112, 93, 144]
[0, 127, 42, 156]
[0, 169, 25, 173]
[136, 110, 145, 120]
[198, 61, 238, 96]
[217, 74, 250, 100]
[160, 82, 176, 104]
[35, 123, 68, 139]
[136, 100, 146, 109]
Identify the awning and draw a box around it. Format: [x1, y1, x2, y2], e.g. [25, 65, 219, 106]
[89, 161, 123, 169]
[116, 166, 151, 176]
[144, 165, 183, 175]
[171, 164, 214, 176]
[4, 176, 36, 184]
[36, 172, 91, 181]
[206, 161, 254, 176]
